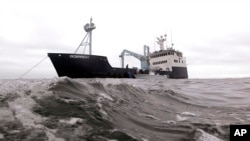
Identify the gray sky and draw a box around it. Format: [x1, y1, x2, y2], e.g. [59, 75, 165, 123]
[0, 0, 250, 79]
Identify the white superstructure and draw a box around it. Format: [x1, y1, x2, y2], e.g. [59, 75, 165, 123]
[149, 34, 187, 72]
[119, 34, 188, 78]
[149, 49, 187, 71]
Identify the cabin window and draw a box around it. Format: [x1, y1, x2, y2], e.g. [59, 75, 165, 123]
[174, 60, 178, 63]
[152, 60, 168, 65]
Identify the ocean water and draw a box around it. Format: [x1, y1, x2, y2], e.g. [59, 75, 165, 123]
[0, 77, 250, 141]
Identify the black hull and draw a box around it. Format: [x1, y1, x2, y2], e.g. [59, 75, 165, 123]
[172, 67, 188, 78]
[48, 53, 188, 79]
[48, 53, 136, 78]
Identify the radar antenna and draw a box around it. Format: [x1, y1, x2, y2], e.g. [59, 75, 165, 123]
[156, 35, 166, 50]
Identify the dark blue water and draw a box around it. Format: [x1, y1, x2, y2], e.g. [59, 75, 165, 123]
[0, 77, 250, 141]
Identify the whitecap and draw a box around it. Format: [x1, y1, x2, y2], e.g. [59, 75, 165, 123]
[181, 111, 196, 116]
[59, 117, 84, 125]
[176, 114, 188, 121]
[139, 113, 160, 120]
[8, 97, 45, 128]
[141, 138, 149, 141]
[233, 117, 244, 122]
[99, 93, 113, 101]
[96, 98, 108, 116]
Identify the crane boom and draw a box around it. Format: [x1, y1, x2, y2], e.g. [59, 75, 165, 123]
[119, 45, 150, 70]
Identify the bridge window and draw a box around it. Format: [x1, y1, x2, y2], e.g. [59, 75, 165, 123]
[152, 60, 168, 65]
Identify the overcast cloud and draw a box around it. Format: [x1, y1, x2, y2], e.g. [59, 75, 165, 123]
[0, 0, 250, 79]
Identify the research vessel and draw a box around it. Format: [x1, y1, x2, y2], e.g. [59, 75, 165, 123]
[48, 18, 188, 79]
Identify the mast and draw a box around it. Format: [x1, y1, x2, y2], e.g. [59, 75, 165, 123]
[164, 34, 167, 49]
[156, 35, 166, 50]
[171, 30, 174, 48]
[89, 17, 93, 55]
[75, 17, 96, 54]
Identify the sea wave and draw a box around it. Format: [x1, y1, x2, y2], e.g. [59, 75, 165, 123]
[0, 77, 250, 140]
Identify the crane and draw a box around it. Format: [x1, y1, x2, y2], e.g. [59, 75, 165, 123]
[119, 45, 150, 70]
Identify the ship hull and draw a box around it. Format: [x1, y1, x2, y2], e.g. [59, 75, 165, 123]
[48, 53, 136, 78]
[172, 66, 188, 78]
[148, 66, 188, 79]
[48, 53, 188, 79]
